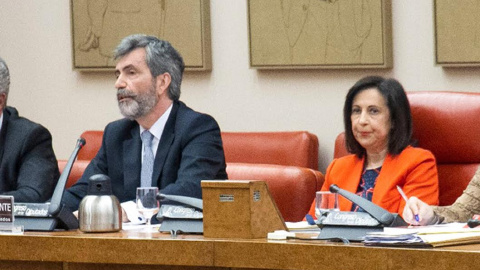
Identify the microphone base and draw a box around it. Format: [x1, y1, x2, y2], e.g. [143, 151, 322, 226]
[318, 226, 382, 242]
[14, 217, 58, 231]
[14, 204, 79, 231]
[53, 205, 79, 230]
[316, 212, 408, 241]
[159, 219, 203, 234]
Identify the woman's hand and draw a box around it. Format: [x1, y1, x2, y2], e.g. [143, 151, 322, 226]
[402, 196, 436, 225]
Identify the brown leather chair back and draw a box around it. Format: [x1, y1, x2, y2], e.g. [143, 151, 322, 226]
[226, 163, 324, 222]
[58, 159, 325, 221]
[58, 160, 90, 189]
[221, 131, 319, 170]
[78, 130, 103, 160]
[75, 130, 321, 169]
[334, 91, 480, 206]
[57, 130, 102, 188]
[66, 129, 324, 215]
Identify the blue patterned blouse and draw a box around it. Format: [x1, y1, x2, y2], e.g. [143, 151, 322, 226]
[351, 167, 382, 212]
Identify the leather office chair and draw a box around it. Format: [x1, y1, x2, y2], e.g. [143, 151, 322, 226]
[56, 130, 102, 188]
[221, 131, 319, 170]
[64, 129, 325, 219]
[57, 159, 90, 189]
[77, 130, 103, 161]
[76, 130, 321, 170]
[226, 163, 324, 222]
[334, 91, 480, 206]
[58, 159, 324, 222]
[221, 131, 323, 221]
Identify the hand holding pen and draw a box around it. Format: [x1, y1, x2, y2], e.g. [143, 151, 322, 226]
[397, 185, 419, 222]
[398, 185, 437, 226]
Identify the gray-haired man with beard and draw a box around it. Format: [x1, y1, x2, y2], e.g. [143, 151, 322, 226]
[62, 34, 227, 219]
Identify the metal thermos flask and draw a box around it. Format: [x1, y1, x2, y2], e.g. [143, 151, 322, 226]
[78, 174, 122, 232]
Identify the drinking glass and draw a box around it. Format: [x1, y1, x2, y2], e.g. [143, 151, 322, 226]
[315, 191, 339, 221]
[136, 187, 160, 231]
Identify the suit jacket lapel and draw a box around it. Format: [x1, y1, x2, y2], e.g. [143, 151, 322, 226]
[0, 109, 9, 162]
[151, 101, 179, 187]
[123, 123, 141, 199]
[338, 157, 364, 211]
[371, 153, 394, 204]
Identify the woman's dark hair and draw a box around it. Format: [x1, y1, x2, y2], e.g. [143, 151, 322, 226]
[343, 76, 412, 158]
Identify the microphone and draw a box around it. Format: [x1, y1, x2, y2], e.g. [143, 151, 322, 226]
[48, 137, 86, 215]
[155, 193, 203, 234]
[316, 184, 407, 241]
[13, 137, 86, 231]
[329, 184, 394, 225]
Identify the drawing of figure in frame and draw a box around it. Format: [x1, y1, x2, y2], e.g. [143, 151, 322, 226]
[76, 0, 167, 66]
[250, 0, 383, 67]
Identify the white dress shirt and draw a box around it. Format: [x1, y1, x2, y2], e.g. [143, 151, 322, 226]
[122, 104, 173, 224]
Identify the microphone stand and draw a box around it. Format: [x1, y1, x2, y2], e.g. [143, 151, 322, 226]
[316, 184, 407, 241]
[13, 138, 86, 231]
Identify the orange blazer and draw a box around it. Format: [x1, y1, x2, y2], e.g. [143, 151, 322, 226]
[308, 146, 439, 218]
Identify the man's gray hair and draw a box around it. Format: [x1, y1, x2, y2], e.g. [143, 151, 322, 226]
[0, 57, 10, 99]
[114, 34, 185, 101]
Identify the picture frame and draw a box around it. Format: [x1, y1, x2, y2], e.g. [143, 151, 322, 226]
[434, 0, 480, 67]
[70, 0, 211, 71]
[247, 0, 392, 69]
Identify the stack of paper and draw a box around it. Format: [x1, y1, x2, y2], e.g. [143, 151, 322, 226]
[364, 223, 480, 247]
[364, 232, 426, 247]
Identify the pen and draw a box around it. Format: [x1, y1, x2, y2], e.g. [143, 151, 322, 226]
[305, 214, 315, 225]
[396, 185, 420, 222]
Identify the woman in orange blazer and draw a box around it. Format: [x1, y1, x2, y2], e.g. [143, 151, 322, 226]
[308, 76, 439, 218]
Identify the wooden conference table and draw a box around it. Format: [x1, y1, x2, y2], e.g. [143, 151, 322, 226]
[0, 229, 479, 270]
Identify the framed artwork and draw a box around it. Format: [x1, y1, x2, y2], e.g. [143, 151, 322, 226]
[247, 0, 392, 69]
[434, 0, 480, 67]
[70, 0, 211, 71]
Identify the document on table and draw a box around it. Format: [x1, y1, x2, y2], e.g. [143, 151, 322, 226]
[285, 221, 320, 232]
[364, 223, 480, 247]
[122, 223, 161, 231]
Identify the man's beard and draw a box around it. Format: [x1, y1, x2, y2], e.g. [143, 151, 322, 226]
[117, 84, 158, 120]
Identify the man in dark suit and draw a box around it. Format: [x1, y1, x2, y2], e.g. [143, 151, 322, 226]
[0, 57, 59, 202]
[62, 35, 228, 215]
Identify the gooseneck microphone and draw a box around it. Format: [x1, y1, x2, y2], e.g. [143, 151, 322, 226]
[329, 184, 394, 225]
[316, 184, 407, 241]
[317, 184, 407, 241]
[48, 137, 86, 215]
[14, 137, 86, 231]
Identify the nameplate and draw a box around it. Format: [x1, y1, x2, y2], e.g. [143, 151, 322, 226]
[318, 211, 381, 227]
[219, 194, 234, 202]
[13, 202, 50, 217]
[158, 204, 203, 219]
[0, 196, 14, 223]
